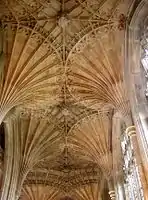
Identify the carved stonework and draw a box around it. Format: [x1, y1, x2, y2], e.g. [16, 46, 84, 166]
[1, 0, 129, 63]
[0, 1, 133, 200]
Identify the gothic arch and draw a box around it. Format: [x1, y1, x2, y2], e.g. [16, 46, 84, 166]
[125, 0, 148, 187]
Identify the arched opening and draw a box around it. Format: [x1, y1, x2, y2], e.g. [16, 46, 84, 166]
[125, 1, 148, 197]
[125, 0, 148, 165]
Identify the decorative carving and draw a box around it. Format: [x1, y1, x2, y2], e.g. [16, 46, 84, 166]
[0, 0, 133, 199]
[118, 14, 126, 30]
[121, 128, 144, 200]
[0, 0, 127, 63]
[108, 190, 116, 200]
[67, 31, 131, 120]
[68, 112, 115, 183]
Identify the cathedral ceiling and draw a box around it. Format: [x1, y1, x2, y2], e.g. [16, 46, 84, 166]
[0, 0, 132, 198]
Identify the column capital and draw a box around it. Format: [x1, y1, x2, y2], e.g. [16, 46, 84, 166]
[108, 190, 116, 200]
[126, 125, 136, 137]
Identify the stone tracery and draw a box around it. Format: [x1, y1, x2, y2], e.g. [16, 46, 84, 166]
[0, 0, 147, 200]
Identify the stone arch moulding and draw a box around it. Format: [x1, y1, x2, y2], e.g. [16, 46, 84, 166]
[125, 0, 148, 166]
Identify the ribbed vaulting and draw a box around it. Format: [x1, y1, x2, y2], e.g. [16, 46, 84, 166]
[0, 21, 61, 123]
[2, 113, 61, 200]
[22, 185, 61, 200]
[67, 30, 130, 119]
[71, 182, 103, 200]
[0, 0, 134, 200]
[68, 112, 114, 181]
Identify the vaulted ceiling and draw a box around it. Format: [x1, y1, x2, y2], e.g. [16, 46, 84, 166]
[0, 0, 132, 199]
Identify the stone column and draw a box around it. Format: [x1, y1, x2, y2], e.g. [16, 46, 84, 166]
[115, 173, 126, 200]
[126, 125, 148, 199]
[112, 113, 126, 200]
[0, 118, 22, 200]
